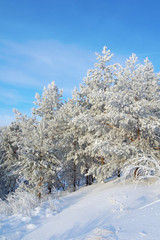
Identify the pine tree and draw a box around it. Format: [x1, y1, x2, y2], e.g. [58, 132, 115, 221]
[32, 81, 63, 121]
[0, 121, 21, 198]
[72, 47, 160, 181]
[1, 47, 159, 197]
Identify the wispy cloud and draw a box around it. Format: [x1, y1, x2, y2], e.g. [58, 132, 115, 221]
[0, 89, 21, 105]
[0, 39, 96, 125]
[0, 68, 39, 87]
[0, 39, 95, 90]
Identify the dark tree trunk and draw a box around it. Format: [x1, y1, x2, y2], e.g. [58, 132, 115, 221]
[73, 162, 76, 192]
[85, 164, 89, 186]
[117, 169, 121, 177]
[48, 182, 52, 194]
[86, 164, 93, 186]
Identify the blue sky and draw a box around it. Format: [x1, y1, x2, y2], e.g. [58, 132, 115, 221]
[0, 0, 160, 126]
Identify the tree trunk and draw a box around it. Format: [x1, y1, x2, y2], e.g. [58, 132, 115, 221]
[48, 182, 52, 194]
[117, 169, 121, 177]
[101, 157, 105, 165]
[38, 176, 43, 199]
[86, 164, 93, 186]
[85, 164, 89, 186]
[73, 162, 76, 192]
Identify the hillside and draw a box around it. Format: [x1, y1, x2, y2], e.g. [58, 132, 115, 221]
[1, 179, 160, 240]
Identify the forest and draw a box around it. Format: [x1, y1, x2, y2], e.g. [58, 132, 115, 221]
[0, 47, 160, 201]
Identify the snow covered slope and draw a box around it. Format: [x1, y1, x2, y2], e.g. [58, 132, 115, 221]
[1, 179, 160, 240]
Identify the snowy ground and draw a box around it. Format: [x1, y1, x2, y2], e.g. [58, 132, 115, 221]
[1, 179, 160, 240]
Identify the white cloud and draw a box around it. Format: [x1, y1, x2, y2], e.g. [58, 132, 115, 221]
[0, 68, 39, 87]
[0, 39, 97, 125]
[0, 39, 95, 91]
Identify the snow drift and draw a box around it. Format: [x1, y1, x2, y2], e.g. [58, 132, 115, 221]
[1, 179, 160, 239]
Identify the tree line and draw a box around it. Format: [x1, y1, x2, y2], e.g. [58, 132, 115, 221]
[0, 47, 160, 199]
